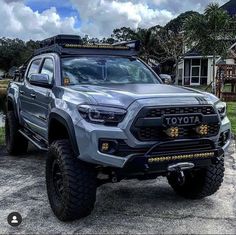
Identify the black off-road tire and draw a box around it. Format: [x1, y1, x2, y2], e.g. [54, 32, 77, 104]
[46, 139, 97, 221]
[167, 158, 225, 199]
[5, 111, 28, 155]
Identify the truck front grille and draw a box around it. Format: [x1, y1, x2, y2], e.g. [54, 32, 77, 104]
[146, 106, 215, 117]
[131, 105, 220, 141]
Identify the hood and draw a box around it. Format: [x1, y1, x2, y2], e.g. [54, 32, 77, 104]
[66, 84, 213, 109]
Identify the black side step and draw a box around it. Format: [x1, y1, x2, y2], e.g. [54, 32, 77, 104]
[19, 129, 48, 151]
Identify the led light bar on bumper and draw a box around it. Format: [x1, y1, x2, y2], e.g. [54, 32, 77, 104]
[148, 151, 216, 163]
[78, 105, 126, 125]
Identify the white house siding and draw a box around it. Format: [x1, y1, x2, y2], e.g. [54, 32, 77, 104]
[0, 69, 4, 76]
[226, 59, 235, 64]
[207, 58, 213, 85]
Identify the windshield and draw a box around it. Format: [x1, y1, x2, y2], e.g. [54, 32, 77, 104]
[61, 56, 160, 85]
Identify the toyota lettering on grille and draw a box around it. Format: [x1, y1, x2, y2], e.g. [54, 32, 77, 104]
[163, 115, 202, 126]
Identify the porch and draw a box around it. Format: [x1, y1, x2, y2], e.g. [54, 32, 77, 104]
[178, 56, 213, 86]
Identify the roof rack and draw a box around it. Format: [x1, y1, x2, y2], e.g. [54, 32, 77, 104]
[34, 34, 140, 56]
[112, 40, 141, 51]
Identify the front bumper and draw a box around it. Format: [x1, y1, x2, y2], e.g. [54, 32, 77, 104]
[121, 140, 224, 175]
[75, 99, 231, 168]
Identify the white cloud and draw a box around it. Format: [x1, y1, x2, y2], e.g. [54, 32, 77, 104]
[0, 0, 230, 40]
[70, 0, 175, 38]
[0, 0, 79, 40]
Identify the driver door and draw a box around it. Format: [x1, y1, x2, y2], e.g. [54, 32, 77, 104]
[19, 58, 42, 130]
[27, 58, 54, 139]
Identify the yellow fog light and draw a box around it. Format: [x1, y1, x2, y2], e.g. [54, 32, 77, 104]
[196, 124, 208, 135]
[101, 142, 109, 152]
[99, 139, 118, 154]
[165, 127, 179, 138]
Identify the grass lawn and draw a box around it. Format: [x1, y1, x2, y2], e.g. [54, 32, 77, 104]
[227, 102, 236, 136]
[0, 79, 10, 95]
[0, 127, 5, 145]
[0, 79, 9, 145]
[188, 84, 234, 93]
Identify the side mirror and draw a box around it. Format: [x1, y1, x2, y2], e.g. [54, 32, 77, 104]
[159, 74, 172, 85]
[29, 74, 52, 88]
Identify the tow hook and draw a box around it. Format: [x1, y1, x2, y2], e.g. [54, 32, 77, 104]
[168, 162, 195, 186]
[168, 162, 195, 172]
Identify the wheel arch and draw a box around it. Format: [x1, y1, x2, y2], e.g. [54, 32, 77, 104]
[48, 108, 79, 156]
[6, 95, 18, 118]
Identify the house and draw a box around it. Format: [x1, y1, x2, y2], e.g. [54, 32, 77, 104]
[221, 0, 236, 17]
[177, 49, 218, 86]
[177, 0, 236, 86]
[177, 45, 236, 86]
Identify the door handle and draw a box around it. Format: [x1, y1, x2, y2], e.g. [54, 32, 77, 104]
[19, 90, 25, 95]
[30, 93, 36, 99]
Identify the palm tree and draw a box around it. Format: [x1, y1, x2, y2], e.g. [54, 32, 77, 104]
[184, 3, 235, 93]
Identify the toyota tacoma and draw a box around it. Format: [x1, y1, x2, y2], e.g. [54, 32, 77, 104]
[6, 35, 231, 221]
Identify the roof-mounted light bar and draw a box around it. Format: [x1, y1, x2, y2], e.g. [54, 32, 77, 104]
[63, 43, 130, 50]
[35, 35, 140, 56]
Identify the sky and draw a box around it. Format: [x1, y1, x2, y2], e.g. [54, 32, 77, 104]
[0, 0, 229, 40]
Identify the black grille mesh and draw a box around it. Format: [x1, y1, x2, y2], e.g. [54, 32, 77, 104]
[131, 106, 220, 141]
[146, 106, 215, 118]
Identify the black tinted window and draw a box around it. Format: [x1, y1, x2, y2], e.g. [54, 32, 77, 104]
[41, 58, 54, 84]
[27, 59, 41, 80]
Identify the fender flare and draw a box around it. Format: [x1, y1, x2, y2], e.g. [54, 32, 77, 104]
[49, 108, 79, 156]
[6, 95, 18, 118]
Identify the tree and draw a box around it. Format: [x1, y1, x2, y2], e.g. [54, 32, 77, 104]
[184, 3, 236, 93]
[111, 27, 137, 42]
[111, 27, 160, 62]
[154, 11, 200, 79]
[0, 38, 40, 72]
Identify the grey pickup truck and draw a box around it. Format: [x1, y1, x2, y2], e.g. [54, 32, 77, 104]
[6, 35, 231, 221]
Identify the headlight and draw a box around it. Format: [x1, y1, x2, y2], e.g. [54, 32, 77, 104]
[78, 105, 126, 125]
[215, 101, 227, 119]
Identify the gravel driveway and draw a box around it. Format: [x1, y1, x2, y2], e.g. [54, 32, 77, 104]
[0, 142, 235, 234]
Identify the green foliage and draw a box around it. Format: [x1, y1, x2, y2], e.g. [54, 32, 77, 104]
[0, 127, 5, 145]
[111, 27, 137, 41]
[0, 38, 40, 71]
[227, 102, 236, 135]
[184, 3, 236, 58]
[109, 11, 199, 64]
[165, 11, 200, 34]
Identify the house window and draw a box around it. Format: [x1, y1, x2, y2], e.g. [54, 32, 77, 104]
[192, 59, 201, 66]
